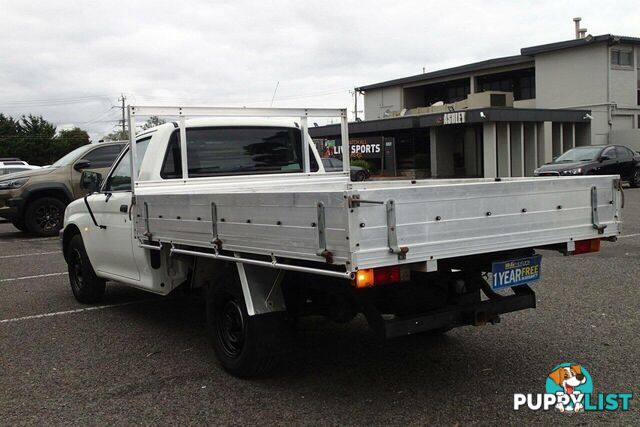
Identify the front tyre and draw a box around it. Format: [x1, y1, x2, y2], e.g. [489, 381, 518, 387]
[25, 197, 66, 236]
[66, 234, 105, 304]
[206, 270, 291, 378]
[11, 219, 27, 232]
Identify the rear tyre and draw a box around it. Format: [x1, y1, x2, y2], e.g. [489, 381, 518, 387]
[206, 269, 291, 378]
[630, 168, 640, 188]
[355, 171, 367, 181]
[67, 234, 105, 304]
[11, 219, 27, 232]
[25, 197, 66, 236]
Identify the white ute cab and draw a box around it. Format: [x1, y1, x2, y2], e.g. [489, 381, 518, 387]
[61, 106, 623, 378]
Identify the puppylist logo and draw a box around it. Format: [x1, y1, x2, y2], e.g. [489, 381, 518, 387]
[514, 363, 633, 412]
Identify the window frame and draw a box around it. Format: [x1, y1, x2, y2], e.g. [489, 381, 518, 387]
[101, 137, 152, 193]
[611, 48, 634, 69]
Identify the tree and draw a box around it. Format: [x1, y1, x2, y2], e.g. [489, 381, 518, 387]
[103, 129, 129, 142]
[102, 116, 166, 141]
[14, 115, 56, 165]
[142, 116, 166, 130]
[0, 114, 92, 165]
[52, 128, 90, 161]
[0, 114, 20, 159]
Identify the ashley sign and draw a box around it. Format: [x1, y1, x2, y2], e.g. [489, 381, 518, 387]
[443, 111, 466, 125]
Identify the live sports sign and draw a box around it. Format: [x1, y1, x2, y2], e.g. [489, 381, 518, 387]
[333, 137, 383, 159]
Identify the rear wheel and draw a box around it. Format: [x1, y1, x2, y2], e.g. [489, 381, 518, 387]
[206, 269, 291, 378]
[355, 171, 367, 181]
[66, 234, 105, 304]
[630, 168, 640, 188]
[25, 197, 66, 236]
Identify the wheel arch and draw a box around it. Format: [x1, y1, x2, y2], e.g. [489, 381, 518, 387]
[23, 183, 73, 210]
[62, 223, 81, 262]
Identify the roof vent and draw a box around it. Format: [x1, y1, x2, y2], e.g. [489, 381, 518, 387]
[573, 17, 587, 39]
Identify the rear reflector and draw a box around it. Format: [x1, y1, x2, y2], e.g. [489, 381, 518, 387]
[355, 266, 403, 288]
[573, 238, 601, 255]
[355, 269, 375, 288]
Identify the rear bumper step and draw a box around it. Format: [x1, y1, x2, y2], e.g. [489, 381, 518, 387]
[373, 285, 536, 339]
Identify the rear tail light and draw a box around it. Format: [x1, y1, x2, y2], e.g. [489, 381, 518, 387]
[573, 238, 601, 255]
[355, 266, 405, 288]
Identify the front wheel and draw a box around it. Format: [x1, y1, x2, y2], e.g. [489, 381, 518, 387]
[25, 197, 66, 236]
[11, 219, 27, 232]
[355, 171, 367, 181]
[66, 234, 106, 304]
[630, 168, 640, 188]
[206, 269, 291, 378]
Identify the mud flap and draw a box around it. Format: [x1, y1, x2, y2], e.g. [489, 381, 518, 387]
[235, 259, 287, 316]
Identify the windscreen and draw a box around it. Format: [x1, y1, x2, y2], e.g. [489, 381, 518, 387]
[161, 126, 317, 178]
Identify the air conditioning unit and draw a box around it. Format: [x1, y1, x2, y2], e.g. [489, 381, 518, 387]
[466, 91, 514, 108]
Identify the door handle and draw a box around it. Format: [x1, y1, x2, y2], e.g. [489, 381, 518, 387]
[120, 204, 128, 213]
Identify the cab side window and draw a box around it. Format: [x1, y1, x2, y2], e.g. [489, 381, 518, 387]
[81, 144, 125, 168]
[602, 147, 617, 159]
[104, 138, 151, 192]
[615, 146, 633, 159]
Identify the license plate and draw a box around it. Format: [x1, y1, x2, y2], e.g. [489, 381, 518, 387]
[490, 255, 542, 289]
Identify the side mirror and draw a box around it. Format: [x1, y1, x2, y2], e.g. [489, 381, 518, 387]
[599, 155, 610, 162]
[552, 156, 558, 161]
[80, 170, 102, 193]
[74, 159, 91, 171]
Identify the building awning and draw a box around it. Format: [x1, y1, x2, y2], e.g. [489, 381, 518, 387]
[309, 107, 591, 138]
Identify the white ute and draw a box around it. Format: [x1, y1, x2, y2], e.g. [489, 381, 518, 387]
[61, 106, 623, 377]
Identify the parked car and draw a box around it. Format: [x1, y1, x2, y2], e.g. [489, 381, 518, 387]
[0, 158, 27, 164]
[0, 141, 125, 235]
[0, 164, 42, 176]
[322, 157, 370, 181]
[534, 145, 640, 187]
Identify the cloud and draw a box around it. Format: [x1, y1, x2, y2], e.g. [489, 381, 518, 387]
[0, 0, 638, 141]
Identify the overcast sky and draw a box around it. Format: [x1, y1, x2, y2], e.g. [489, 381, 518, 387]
[0, 0, 638, 141]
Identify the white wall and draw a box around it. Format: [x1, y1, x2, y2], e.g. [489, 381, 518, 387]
[610, 44, 638, 107]
[363, 87, 403, 120]
[535, 43, 608, 108]
[536, 42, 640, 146]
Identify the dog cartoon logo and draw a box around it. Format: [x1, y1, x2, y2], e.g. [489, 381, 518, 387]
[546, 363, 593, 412]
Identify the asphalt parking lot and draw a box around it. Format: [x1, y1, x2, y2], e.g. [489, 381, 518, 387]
[1, 191, 639, 425]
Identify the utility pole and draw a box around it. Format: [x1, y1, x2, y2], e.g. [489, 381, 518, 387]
[354, 89, 358, 121]
[351, 89, 363, 121]
[118, 93, 127, 134]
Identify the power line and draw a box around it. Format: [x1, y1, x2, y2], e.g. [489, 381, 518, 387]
[0, 95, 114, 108]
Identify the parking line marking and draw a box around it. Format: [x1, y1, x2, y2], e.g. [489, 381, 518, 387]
[0, 272, 68, 283]
[0, 300, 145, 324]
[0, 237, 59, 243]
[619, 233, 640, 239]
[0, 251, 61, 259]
